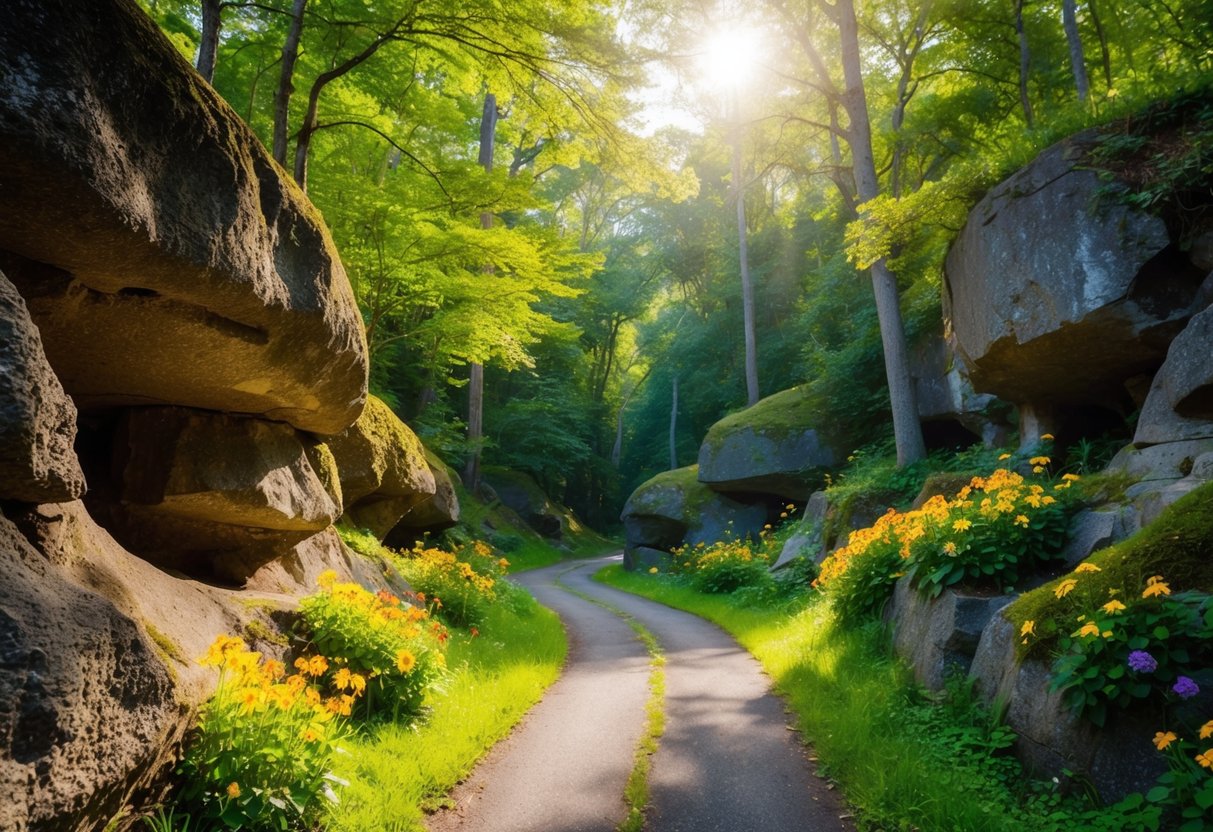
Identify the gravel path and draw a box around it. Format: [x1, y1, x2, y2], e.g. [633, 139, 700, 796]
[427, 555, 852, 832]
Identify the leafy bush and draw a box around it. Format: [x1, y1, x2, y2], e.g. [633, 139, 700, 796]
[1044, 577, 1213, 727]
[394, 540, 507, 628]
[175, 635, 351, 831]
[1149, 716, 1213, 832]
[671, 539, 773, 594]
[299, 572, 449, 720]
[817, 465, 1079, 620]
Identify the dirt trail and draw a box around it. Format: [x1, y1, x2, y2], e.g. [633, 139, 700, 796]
[427, 555, 852, 832]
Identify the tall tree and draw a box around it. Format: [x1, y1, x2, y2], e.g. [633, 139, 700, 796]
[466, 92, 498, 491]
[1062, 0, 1089, 103]
[270, 0, 306, 166]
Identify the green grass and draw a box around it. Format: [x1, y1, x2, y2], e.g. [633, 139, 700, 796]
[323, 600, 567, 831]
[594, 566, 1151, 832]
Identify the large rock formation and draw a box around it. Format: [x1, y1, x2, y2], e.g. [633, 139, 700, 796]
[1135, 303, 1213, 445]
[482, 468, 566, 539]
[325, 396, 436, 538]
[945, 131, 1206, 412]
[910, 333, 1010, 446]
[621, 466, 766, 561]
[385, 447, 461, 547]
[0, 0, 367, 435]
[697, 386, 837, 500]
[95, 407, 342, 582]
[0, 270, 85, 504]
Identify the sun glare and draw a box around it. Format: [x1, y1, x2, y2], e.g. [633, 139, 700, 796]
[699, 26, 763, 91]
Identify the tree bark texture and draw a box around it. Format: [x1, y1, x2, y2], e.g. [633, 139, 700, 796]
[837, 0, 926, 466]
[1015, 0, 1035, 126]
[1062, 0, 1090, 102]
[732, 116, 760, 407]
[197, 0, 221, 83]
[465, 93, 498, 490]
[272, 0, 307, 166]
[669, 374, 679, 471]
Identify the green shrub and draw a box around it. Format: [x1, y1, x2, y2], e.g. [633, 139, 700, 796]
[392, 540, 507, 629]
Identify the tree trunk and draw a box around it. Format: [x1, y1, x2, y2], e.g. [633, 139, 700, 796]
[465, 93, 498, 490]
[732, 110, 759, 407]
[1014, 0, 1035, 126]
[837, 0, 926, 467]
[669, 374, 679, 470]
[1087, 0, 1113, 89]
[1062, 0, 1090, 103]
[272, 0, 307, 166]
[197, 0, 222, 83]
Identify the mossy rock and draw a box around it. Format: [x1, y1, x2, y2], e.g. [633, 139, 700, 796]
[482, 467, 565, 539]
[621, 465, 767, 555]
[1006, 481, 1213, 660]
[698, 386, 838, 500]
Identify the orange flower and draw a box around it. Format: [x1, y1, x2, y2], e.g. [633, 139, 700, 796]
[1197, 750, 1213, 768]
[1154, 731, 1178, 750]
[395, 649, 417, 674]
[1142, 576, 1172, 598]
[1054, 579, 1078, 599]
[227, 782, 241, 799]
[1074, 563, 1101, 574]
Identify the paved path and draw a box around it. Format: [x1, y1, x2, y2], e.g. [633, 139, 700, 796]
[427, 556, 852, 832]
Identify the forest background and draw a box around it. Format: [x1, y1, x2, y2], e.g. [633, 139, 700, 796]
[140, 0, 1213, 529]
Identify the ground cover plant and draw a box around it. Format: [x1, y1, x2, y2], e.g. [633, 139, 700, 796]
[596, 565, 1159, 831]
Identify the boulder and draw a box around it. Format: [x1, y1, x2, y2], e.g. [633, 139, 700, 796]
[621, 465, 766, 560]
[482, 468, 564, 539]
[888, 580, 1017, 690]
[945, 131, 1204, 406]
[0, 269, 85, 504]
[1135, 303, 1213, 445]
[969, 612, 1166, 801]
[2, 499, 413, 830]
[771, 523, 825, 571]
[1059, 509, 1133, 569]
[0, 0, 367, 435]
[1, 508, 179, 832]
[697, 386, 837, 500]
[101, 407, 342, 582]
[325, 396, 435, 538]
[385, 447, 461, 547]
[910, 333, 1009, 445]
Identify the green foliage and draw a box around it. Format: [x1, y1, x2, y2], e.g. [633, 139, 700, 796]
[1007, 483, 1213, 660]
[391, 541, 508, 629]
[1049, 587, 1213, 727]
[298, 574, 449, 720]
[176, 637, 350, 831]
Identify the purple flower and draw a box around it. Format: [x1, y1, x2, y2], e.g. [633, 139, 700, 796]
[1173, 676, 1201, 700]
[1128, 650, 1159, 673]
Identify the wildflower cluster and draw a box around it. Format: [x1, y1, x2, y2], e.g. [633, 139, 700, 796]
[1042, 571, 1213, 727]
[298, 570, 449, 720]
[667, 506, 797, 594]
[816, 466, 1077, 619]
[394, 539, 508, 628]
[177, 635, 351, 831]
[1148, 716, 1213, 830]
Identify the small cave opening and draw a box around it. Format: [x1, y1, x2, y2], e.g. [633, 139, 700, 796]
[1127, 243, 1209, 320]
[921, 418, 982, 453]
[1050, 404, 1134, 472]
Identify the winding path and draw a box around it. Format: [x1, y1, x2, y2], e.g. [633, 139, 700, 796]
[427, 555, 853, 832]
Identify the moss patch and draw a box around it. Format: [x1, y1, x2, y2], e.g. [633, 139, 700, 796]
[704, 386, 815, 451]
[1006, 482, 1213, 659]
[627, 465, 716, 517]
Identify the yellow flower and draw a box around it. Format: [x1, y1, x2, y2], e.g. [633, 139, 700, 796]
[648, 566, 659, 574]
[943, 541, 957, 555]
[1020, 620, 1036, 638]
[1074, 563, 1101, 574]
[308, 655, 329, 677]
[1055, 579, 1078, 599]
[952, 518, 973, 532]
[349, 673, 366, 695]
[395, 649, 417, 674]
[998, 453, 1012, 461]
[1040, 433, 1054, 440]
[1101, 600, 1126, 615]
[1073, 622, 1101, 638]
[1014, 514, 1030, 527]
[1062, 473, 1081, 482]
[779, 512, 788, 519]
[1032, 465, 1045, 474]
[1029, 456, 1051, 466]
[1142, 576, 1172, 598]
[317, 569, 338, 590]
[1154, 731, 1178, 750]
[227, 782, 241, 799]
[333, 667, 352, 691]
[1200, 721, 1213, 740]
[1197, 750, 1213, 769]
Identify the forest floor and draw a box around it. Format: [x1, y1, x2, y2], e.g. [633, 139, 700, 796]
[427, 555, 852, 832]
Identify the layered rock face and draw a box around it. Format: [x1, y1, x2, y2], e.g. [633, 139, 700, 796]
[945, 132, 1206, 416]
[0, 2, 453, 828]
[0, 0, 368, 434]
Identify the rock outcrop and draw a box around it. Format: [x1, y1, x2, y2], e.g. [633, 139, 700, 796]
[621, 466, 766, 561]
[0, 270, 86, 504]
[483, 468, 566, 539]
[0, 0, 368, 435]
[945, 131, 1206, 411]
[697, 386, 837, 500]
[386, 447, 461, 547]
[1135, 303, 1213, 445]
[326, 396, 435, 538]
[910, 333, 1010, 446]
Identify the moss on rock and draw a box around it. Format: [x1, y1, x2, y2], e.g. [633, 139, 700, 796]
[1005, 481, 1213, 660]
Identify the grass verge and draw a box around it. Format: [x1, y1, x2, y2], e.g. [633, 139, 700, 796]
[323, 599, 567, 831]
[594, 565, 1148, 832]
